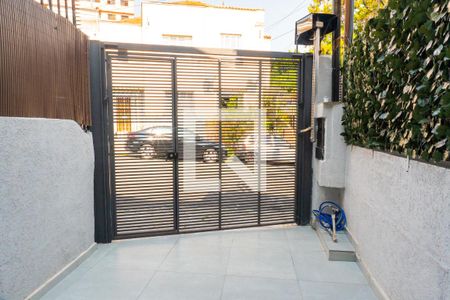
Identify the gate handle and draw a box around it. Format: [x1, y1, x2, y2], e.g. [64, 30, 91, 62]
[300, 126, 312, 134]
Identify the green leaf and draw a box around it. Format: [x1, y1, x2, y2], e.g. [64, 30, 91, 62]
[341, 0, 449, 162]
[434, 138, 447, 148]
[432, 108, 441, 116]
[433, 45, 443, 56]
[379, 112, 389, 119]
[430, 11, 446, 22]
[377, 55, 385, 63]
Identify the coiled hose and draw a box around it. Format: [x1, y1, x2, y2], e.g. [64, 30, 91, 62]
[312, 201, 347, 231]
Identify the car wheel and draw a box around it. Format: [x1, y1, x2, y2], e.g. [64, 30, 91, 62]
[139, 143, 156, 159]
[203, 148, 218, 163]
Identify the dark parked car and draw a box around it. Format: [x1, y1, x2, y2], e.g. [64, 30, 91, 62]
[126, 126, 227, 163]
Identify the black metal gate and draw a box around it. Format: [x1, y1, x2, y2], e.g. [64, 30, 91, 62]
[90, 42, 313, 241]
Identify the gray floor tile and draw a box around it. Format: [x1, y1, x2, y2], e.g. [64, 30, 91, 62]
[76, 244, 117, 270]
[52, 267, 154, 300]
[288, 238, 324, 253]
[41, 244, 116, 300]
[285, 226, 321, 241]
[116, 235, 179, 248]
[138, 271, 224, 300]
[222, 275, 302, 300]
[40, 266, 91, 300]
[292, 251, 368, 284]
[232, 227, 290, 250]
[42, 226, 375, 300]
[227, 246, 296, 279]
[176, 230, 234, 248]
[94, 236, 177, 271]
[299, 280, 377, 300]
[159, 243, 230, 274]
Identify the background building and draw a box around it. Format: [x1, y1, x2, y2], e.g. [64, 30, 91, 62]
[76, 0, 271, 50]
[77, 0, 136, 22]
[76, 0, 139, 42]
[140, 1, 271, 50]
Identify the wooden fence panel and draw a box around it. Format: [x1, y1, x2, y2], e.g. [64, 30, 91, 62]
[0, 0, 90, 126]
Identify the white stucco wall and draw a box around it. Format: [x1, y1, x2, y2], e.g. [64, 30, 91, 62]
[0, 117, 95, 300]
[342, 146, 450, 300]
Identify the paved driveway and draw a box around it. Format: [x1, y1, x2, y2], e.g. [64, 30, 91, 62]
[42, 225, 377, 300]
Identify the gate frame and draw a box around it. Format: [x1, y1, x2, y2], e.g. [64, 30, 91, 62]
[90, 41, 313, 243]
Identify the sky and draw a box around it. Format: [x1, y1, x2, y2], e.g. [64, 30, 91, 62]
[135, 0, 311, 52]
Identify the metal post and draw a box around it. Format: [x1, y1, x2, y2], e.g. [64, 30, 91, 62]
[332, 0, 341, 102]
[310, 25, 322, 143]
[105, 55, 118, 239]
[90, 41, 113, 243]
[218, 59, 222, 230]
[344, 0, 354, 46]
[71, 0, 77, 27]
[296, 54, 313, 225]
[257, 60, 262, 225]
[171, 58, 179, 233]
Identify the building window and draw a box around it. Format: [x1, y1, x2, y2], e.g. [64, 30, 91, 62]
[121, 15, 129, 20]
[108, 13, 116, 21]
[121, 0, 129, 6]
[221, 33, 241, 49]
[107, 0, 115, 5]
[116, 97, 132, 133]
[162, 34, 193, 46]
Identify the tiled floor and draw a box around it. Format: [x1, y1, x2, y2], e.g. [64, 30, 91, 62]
[41, 225, 377, 300]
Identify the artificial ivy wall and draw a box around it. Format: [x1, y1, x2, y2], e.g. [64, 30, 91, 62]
[343, 0, 450, 162]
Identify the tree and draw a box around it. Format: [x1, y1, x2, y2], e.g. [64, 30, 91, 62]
[307, 0, 386, 54]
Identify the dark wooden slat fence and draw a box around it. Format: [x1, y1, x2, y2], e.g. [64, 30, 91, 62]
[0, 0, 91, 126]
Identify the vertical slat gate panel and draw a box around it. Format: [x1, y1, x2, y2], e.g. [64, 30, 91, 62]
[177, 56, 221, 232]
[107, 50, 176, 238]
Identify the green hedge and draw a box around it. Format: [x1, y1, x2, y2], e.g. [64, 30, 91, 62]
[343, 0, 450, 161]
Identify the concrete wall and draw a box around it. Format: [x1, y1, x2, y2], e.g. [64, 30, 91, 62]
[0, 117, 95, 300]
[342, 146, 450, 300]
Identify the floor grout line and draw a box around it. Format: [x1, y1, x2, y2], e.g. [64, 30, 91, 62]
[287, 228, 307, 300]
[135, 235, 181, 300]
[218, 231, 237, 300]
[135, 270, 157, 300]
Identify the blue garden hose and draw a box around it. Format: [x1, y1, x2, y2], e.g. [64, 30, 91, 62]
[313, 201, 347, 231]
